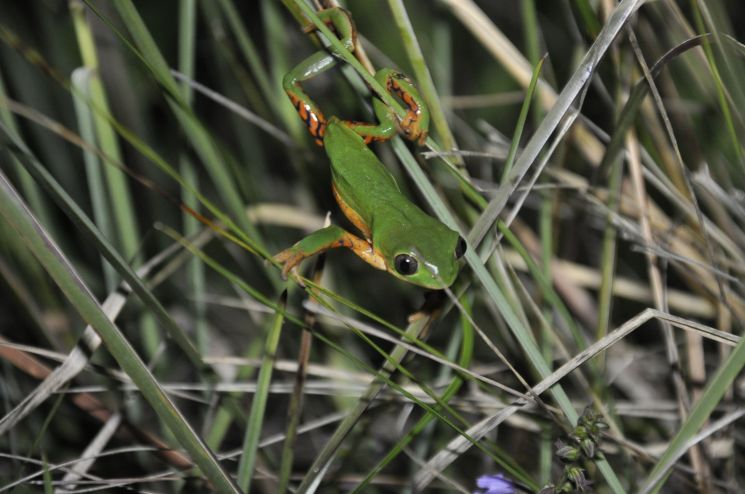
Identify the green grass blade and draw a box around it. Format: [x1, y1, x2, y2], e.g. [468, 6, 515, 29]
[691, 3, 744, 167]
[71, 68, 117, 292]
[237, 290, 287, 491]
[0, 70, 53, 230]
[70, 0, 140, 261]
[217, 0, 281, 126]
[500, 56, 544, 184]
[176, 0, 209, 357]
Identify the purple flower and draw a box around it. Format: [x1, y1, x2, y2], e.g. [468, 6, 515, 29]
[473, 473, 515, 494]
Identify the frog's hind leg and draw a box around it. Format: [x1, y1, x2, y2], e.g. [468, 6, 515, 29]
[341, 68, 430, 145]
[283, 51, 335, 146]
[374, 69, 430, 145]
[283, 8, 359, 146]
[285, 8, 429, 147]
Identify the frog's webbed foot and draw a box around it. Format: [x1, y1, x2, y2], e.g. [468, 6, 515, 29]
[335, 69, 430, 146]
[273, 247, 307, 280]
[374, 69, 430, 145]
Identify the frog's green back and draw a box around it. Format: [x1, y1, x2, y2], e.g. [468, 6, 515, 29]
[324, 118, 400, 226]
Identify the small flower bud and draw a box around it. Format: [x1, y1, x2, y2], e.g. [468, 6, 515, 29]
[581, 437, 596, 459]
[573, 425, 588, 440]
[556, 444, 580, 462]
[566, 466, 588, 491]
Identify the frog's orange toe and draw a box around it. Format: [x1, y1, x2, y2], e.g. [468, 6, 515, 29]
[273, 248, 305, 279]
[416, 130, 428, 146]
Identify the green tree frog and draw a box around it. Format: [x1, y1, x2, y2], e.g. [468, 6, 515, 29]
[274, 8, 466, 289]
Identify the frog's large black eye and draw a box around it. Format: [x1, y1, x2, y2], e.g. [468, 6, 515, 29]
[394, 254, 418, 276]
[455, 236, 467, 259]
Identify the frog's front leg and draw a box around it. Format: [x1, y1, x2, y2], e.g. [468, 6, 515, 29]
[274, 225, 386, 278]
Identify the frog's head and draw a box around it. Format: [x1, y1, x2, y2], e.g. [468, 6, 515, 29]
[378, 221, 467, 289]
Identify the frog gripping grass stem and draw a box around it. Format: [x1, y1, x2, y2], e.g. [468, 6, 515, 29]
[275, 7, 464, 289]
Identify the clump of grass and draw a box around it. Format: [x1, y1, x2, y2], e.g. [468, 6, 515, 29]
[0, 1, 744, 493]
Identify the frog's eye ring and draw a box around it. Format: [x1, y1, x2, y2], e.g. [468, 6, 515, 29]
[455, 236, 467, 259]
[394, 254, 419, 276]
